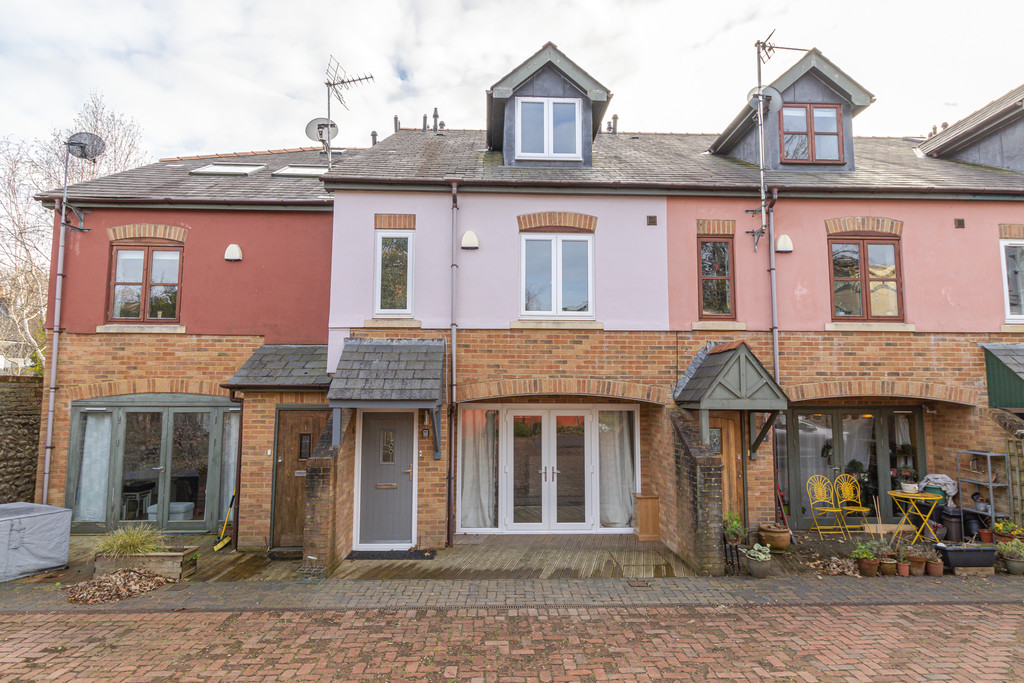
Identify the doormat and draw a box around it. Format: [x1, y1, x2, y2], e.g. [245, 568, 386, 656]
[345, 549, 436, 560]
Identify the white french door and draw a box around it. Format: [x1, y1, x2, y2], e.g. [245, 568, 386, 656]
[505, 409, 593, 531]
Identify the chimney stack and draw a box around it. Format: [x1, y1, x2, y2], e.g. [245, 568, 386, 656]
[612, 114, 618, 135]
[371, 131, 378, 146]
[422, 114, 428, 132]
[394, 115, 400, 133]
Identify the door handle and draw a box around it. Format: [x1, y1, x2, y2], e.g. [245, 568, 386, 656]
[538, 467, 547, 481]
[402, 468, 412, 481]
[151, 467, 164, 471]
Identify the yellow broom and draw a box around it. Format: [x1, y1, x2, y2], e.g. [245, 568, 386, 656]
[214, 488, 235, 551]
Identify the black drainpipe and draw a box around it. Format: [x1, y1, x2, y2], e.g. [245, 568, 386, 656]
[227, 388, 244, 551]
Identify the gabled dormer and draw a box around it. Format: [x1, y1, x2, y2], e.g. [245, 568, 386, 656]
[486, 42, 612, 168]
[917, 84, 1024, 174]
[709, 49, 874, 172]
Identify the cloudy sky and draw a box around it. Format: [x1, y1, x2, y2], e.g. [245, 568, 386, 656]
[2, 0, 1022, 161]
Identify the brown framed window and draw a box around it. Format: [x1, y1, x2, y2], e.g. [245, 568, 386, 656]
[829, 237, 903, 320]
[698, 236, 735, 319]
[780, 104, 843, 163]
[108, 243, 182, 322]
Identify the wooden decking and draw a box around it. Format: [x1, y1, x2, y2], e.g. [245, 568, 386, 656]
[334, 534, 691, 579]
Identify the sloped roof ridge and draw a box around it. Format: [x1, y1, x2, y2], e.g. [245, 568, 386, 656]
[918, 83, 1024, 156]
[160, 146, 325, 162]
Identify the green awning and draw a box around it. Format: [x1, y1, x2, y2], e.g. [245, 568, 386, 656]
[981, 343, 1024, 409]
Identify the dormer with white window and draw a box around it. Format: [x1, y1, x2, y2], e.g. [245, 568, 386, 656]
[486, 42, 612, 168]
[709, 49, 874, 172]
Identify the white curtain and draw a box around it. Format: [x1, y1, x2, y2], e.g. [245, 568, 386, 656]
[599, 411, 635, 528]
[894, 415, 912, 447]
[460, 409, 499, 528]
[73, 413, 111, 522]
[220, 411, 240, 521]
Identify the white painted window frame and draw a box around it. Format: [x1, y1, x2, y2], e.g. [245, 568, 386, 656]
[373, 230, 414, 318]
[1000, 239, 1024, 322]
[519, 234, 594, 319]
[515, 97, 583, 161]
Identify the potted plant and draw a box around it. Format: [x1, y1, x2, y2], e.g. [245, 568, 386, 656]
[758, 521, 791, 550]
[996, 539, 1024, 575]
[923, 547, 944, 576]
[93, 524, 198, 581]
[852, 542, 879, 577]
[936, 541, 998, 570]
[895, 542, 910, 577]
[994, 520, 1024, 544]
[906, 544, 928, 576]
[723, 511, 744, 545]
[743, 543, 772, 579]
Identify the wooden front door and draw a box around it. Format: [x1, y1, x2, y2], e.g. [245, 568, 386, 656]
[709, 413, 744, 525]
[273, 410, 328, 547]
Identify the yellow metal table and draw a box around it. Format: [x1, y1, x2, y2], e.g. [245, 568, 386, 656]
[888, 490, 944, 544]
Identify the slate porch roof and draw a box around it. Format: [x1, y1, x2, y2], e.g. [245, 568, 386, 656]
[224, 345, 331, 390]
[328, 338, 445, 404]
[674, 341, 788, 410]
[36, 147, 358, 207]
[323, 129, 1024, 195]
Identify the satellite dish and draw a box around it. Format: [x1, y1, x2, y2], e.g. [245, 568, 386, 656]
[746, 86, 783, 114]
[67, 132, 106, 161]
[305, 117, 338, 143]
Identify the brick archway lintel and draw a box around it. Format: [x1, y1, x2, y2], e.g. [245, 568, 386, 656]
[67, 379, 228, 403]
[107, 223, 189, 243]
[517, 212, 597, 233]
[457, 378, 670, 405]
[786, 379, 978, 406]
[825, 216, 903, 236]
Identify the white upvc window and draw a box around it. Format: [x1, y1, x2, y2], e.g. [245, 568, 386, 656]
[515, 97, 582, 160]
[1001, 239, 1024, 321]
[374, 230, 414, 317]
[520, 234, 594, 318]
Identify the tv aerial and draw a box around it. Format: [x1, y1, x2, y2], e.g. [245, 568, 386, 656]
[321, 55, 374, 169]
[60, 131, 107, 232]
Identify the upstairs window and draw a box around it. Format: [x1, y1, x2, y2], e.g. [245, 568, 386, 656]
[698, 237, 735, 319]
[521, 234, 593, 318]
[780, 104, 843, 163]
[109, 244, 182, 322]
[829, 237, 902, 320]
[516, 98, 582, 160]
[374, 230, 414, 317]
[1001, 240, 1024, 320]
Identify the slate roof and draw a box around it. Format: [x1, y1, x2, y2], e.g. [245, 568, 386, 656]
[323, 129, 1024, 195]
[36, 148, 357, 206]
[328, 338, 445, 403]
[979, 343, 1024, 381]
[919, 84, 1024, 157]
[674, 342, 736, 405]
[674, 340, 787, 410]
[224, 345, 331, 389]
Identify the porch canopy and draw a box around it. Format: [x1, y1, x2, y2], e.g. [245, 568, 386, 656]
[980, 343, 1024, 410]
[674, 341, 789, 454]
[223, 344, 332, 391]
[327, 338, 445, 456]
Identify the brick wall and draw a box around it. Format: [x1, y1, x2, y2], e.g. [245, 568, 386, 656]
[0, 376, 43, 504]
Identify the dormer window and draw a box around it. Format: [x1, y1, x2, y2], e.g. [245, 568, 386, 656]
[515, 97, 582, 160]
[780, 104, 843, 163]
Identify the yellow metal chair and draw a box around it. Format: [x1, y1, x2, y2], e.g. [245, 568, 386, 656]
[805, 474, 848, 539]
[834, 473, 872, 535]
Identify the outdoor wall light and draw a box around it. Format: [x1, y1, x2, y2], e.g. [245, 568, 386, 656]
[460, 230, 479, 250]
[224, 244, 243, 261]
[774, 234, 794, 253]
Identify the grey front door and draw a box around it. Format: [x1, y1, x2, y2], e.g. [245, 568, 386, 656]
[359, 412, 415, 545]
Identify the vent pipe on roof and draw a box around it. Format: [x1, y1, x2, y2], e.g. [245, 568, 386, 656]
[371, 130, 378, 146]
[394, 115, 400, 133]
[612, 114, 618, 135]
[422, 114, 428, 132]
[941, 121, 949, 130]
[433, 108, 439, 132]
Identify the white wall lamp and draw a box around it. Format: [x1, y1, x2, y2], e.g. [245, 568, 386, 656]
[460, 230, 479, 250]
[224, 244, 243, 261]
[774, 234, 793, 253]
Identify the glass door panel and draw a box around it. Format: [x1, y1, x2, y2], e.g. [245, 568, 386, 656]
[72, 412, 112, 523]
[121, 412, 163, 522]
[169, 412, 211, 525]
[512, 415, 544, 525]
[841, 413, 882, 516]
[796, 413, 834, 522]
[555, 415, 587, 524]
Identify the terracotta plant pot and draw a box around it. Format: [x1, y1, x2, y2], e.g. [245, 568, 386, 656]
[907, 556, 927, 576]
[1004, 558, 1024, 575]
[879, 558, 898, 576]
[758, 523, 791, 550]
[747, 557, 772, 579]
[896, 561, 910, 577]
[925, 559, 944, 576]
[994, 531, 1015, 544]
[978, 529, 994, 543]
[856, 558, 880, 577]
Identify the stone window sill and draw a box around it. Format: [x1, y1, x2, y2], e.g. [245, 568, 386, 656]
[95, 324, 186, 334]
[692, 321, 746, 331]
[363, 318, 422, 328]
[1001, 324, 1024, 333]
[824, 322, 915, 333]
[510, 320, 604, 330]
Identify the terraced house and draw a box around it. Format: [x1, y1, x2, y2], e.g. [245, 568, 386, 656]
[36, 44, 1024, 574]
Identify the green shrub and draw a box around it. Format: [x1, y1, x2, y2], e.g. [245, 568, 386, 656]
[94, 524, 165, 558]
[722, 511, 744, 543]
[851, 542, 875, 560]
[997, 539, 1024, 560]
[743, 543, 771, 561]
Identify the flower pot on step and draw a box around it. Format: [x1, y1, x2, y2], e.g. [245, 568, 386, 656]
[925, 559, 944, 577]
[758, 524, 791, 550]
[747, 557, 772, 579]
[1004, 558, 1024, 575]
[994, 531, 1015, 544]
[896, 561, 910, 577]
[856, 558, 880, 577]
[879, 558, 898, 576]
[907, 556, 927, 576]
[978, 529, 994, 543]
